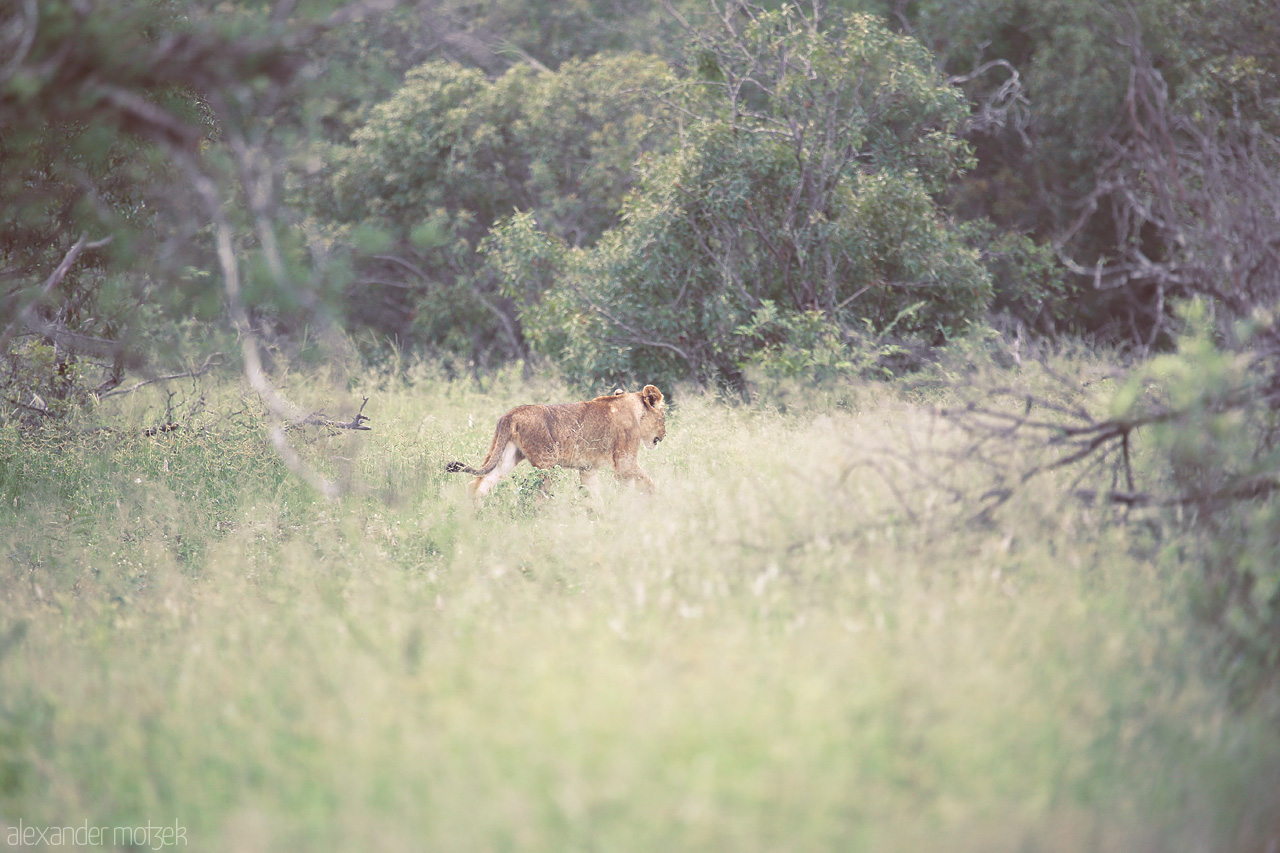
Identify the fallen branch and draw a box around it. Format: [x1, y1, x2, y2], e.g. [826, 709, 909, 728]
[297, 397, 371, 431]
[98, 353, 224, 398]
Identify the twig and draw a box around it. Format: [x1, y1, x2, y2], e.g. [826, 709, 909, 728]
[0, 233, 114, 354]
[4, 397, 53, 417]
[98, 353, 224, 399]
[297, 397, 372, 431]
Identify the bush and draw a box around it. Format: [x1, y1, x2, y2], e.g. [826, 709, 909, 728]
[1106, 302, 1280, 704]
[311, 55, 678, 365]
[485, 10, 991, 389]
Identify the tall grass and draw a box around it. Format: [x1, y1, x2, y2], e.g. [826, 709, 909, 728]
[1, 357, 1277, 851]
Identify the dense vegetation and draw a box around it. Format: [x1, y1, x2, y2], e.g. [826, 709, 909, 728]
[3, 0, 1280, 849]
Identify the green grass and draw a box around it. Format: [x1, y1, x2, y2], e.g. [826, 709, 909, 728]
[1, 359, 1278, 851]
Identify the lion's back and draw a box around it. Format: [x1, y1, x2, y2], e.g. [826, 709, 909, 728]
[508, 398, 632, 469]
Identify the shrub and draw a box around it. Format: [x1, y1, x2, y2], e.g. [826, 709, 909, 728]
[485, 10, 991, 389]
[312, 55, 677, 364]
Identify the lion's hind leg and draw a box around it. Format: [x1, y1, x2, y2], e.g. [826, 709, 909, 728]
[578, 467, 605, 515]
[471, 440, 524, 500]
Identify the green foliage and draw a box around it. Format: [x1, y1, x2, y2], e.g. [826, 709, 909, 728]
[735, 298, 925, 391]
[735, 300, 858, 383]
[1, 0, 362, 418]
[965, 223, 1077, 333]
[1106, 301, 1280, 703]
[297, 0, 687, 146]
[463, 0, 679, 69]
[0, 0, 191, 406]
[486, 10, 990, 388]
[2, 340, 88, 423]
[1195, 500, 1280, 703]
[332, 53, 676, 245]
[1171, 0, 1280, 130]
[900, 0, 1171, 219]
[1111, 303, 1267, 496]
[313, 54, 677, 362]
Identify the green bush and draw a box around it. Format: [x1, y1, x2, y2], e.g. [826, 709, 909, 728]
[1109, 302, 1280, 704]
[485, 11, 991, 389]
[312, 54, 677, 363]
[961, 223, 1076, 334]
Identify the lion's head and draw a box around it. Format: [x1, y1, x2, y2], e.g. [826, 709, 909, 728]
[640, 384, 666, 447]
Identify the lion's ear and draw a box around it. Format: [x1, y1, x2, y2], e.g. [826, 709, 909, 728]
[641, 384, 664, 409]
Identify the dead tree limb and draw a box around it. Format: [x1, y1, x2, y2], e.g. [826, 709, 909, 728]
[0, 233, 114, 355]
[167, 147, 345, 499]
[98, 352, 224, 399]
[297, 397, 371, 431]
[940, 360, 1274, 524]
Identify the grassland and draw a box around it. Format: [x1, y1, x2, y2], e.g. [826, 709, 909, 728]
[2, 355, 1278, 851]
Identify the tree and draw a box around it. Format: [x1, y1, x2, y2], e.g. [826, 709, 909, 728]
[1, 0, 391, 489]
[485, 4, 991, 389]
[2, 0, 213, 418]
[1054, 23, 1280, 348]
[311, 53, 678, 368]
[878, 0, 1280, 343]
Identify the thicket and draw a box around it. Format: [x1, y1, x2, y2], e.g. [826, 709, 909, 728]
[313, 52, 678, 366]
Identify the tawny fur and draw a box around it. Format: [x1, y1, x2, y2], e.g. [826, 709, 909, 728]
[446, 385, 667, 503]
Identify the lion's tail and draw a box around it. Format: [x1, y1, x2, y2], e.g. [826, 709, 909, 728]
[444, 414, 513, 476]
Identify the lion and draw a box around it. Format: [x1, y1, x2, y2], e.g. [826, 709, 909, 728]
[445, 385, 667, 503]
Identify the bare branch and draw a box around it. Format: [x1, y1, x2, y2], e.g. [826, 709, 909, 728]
[372, 253, 431, 281]
[94, 84, 204, 151]
[98, 353, 224, 399]
[167, 147, 342, 499]
[0, 233, 113, 354]
[296, 397, 372, 431]
[938, 350, 1279, 524]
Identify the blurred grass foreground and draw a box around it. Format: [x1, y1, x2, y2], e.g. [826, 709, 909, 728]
[2, 357, 1279, 852]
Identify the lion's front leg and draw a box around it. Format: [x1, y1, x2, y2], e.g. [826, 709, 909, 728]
[612, 455, 656, 494]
